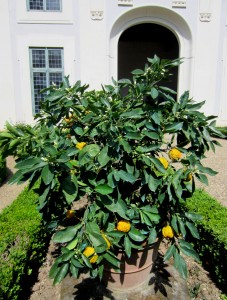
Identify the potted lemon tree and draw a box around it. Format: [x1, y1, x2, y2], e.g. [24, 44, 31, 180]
[0, 56, 223, 290]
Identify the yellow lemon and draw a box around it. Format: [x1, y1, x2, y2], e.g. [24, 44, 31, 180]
[83, 247, 98, 264]
[89, 254, 99, 264]
[83, 246, 95, 257]
[102, 233, 111, 250]
[76, 142, 87, 150]
[117, 220, 131, 233]
[66, 210, 75, 219]
[158, 157, 169, 169]
[185, 173, 192, 181]
[162, 225, 174, 238]
[168, 148, 182, 161]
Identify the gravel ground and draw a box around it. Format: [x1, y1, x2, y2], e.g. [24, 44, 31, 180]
[0, 156, 27, 211]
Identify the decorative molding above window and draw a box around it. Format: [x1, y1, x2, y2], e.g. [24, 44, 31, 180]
[90, 11, 104, 20]
[199, 13, 212, 22]
[118, 0, 133, 6]
[172, 1, 186, 8]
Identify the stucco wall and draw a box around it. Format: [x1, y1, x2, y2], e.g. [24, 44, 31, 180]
[0, 0, 227, 128]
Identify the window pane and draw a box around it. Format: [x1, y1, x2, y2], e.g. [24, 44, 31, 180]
[49, 73, 63, 86]
[32, 49, 46, 68]
[46, 0, 61, 11]
[48, 49, 62, 68]
[33, 72, 46, 113]
[29, 0, 44, 10]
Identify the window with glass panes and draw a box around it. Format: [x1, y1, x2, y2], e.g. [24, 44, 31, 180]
[30, 48, 64, 113]
[28, 0, 61, 11]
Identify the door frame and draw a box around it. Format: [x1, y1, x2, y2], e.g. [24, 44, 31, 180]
[108, 6, 193, 96]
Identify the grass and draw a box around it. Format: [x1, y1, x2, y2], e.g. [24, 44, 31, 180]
[185, 189, 227, 293]
[0, 186, 50, 300]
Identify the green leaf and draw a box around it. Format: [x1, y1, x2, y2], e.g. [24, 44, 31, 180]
[177, 218, 186, 238]
[173, 252, 188, 279]
[8, 170, 24, 185]
[98, 146, 110, 167]
[185, 212, 202, 222]
[124, 235, 132, 258]
[148, 228, 157, 244]
[121, 108, 144, 118]
[45, 89, 65, 102]
[142, 130, 159, 140]
[70, 264, 79, 278]
[159, 86, 177, 94]
[104, 198, 128, 219]
[128, 228, 146, 242]
[198, 166, 218, 176]
[53, 263, 69, 285]
[196, 173, 208, 185]
[186, 221, 200, 239]
[78, 144, 100, 165]
[95, 184, 113, 195]
[148, 174, 161, 192]
[124, 131, 142, 140]
[178, 240, 200, 262]
[164, 244, 176, 261]
[74, 127, 84, 136]
[61, 250, 75, 262]
[53, 224, 82, 243]
[98, 264, 104, 281]
[118, 170, 136, 183]
[62, 175, 78, 204]
[82, 254, 92, 268]
[165, 122, 183, 133]
[66, 238, 78, 250]
[38, 185, 50, 210]
[149, 157, 166, 173]
[103, 252, 120, 269]
[15, 157, 43, 170]
[119, 139, 131, 153]
[150, 87, 159, 99]
[131, 69, 144, 75]
[71, 257, 84, 268]
[41, 164, 54, 185]
[143, 210, 160, 223]
[171, 215, 179, 234]
[49, 261, 60, 279]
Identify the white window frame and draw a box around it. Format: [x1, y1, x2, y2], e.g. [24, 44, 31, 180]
[29, 47, 64, 114]
[27, 0, 62, 12]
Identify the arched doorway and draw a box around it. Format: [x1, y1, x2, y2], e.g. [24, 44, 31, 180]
[118, 23, 179, 92]
[109, 6, 193, 95]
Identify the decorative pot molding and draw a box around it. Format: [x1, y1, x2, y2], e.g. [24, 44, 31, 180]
[172, 1, 186, 8]
[90, 11, 104, 20]
[118, 0, 133, 6]
[199, 13, 212, 22]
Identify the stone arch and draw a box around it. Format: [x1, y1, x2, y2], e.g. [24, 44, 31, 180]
[108, 6, 193, 95]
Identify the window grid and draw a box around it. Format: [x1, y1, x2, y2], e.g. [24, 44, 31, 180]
[28, 0, 61, 11]
[30, 48, 64, 114]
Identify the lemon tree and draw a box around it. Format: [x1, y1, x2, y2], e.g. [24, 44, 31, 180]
[0, 55, 225, 283]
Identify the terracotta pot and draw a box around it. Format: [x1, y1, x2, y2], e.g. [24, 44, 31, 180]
[102, 240, 160, 291]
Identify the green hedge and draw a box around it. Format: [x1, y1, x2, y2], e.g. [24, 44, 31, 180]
[185, 190, 227, 292]
[0, 187, 49, 300]
[0, 153, 6, 185]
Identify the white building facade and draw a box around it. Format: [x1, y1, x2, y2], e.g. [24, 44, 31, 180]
[0, 0, 227, 129]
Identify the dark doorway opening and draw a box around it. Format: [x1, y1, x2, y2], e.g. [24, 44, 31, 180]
[118, 23, 179, 91]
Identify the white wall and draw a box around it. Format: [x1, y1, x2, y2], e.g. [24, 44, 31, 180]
[0, 1, 16, 129]
[0, 0, 227, 128]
